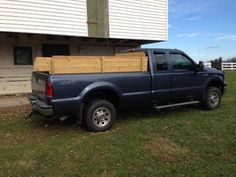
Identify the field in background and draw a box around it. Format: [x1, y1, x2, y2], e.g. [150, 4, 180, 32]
[0, 72, 235, 177]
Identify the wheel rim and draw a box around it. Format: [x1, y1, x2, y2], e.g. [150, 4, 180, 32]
[92, 107, 111, 128]
[209, 91, 219, 107]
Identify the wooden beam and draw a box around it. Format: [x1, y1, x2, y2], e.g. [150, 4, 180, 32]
[87, 0, 109, 38]
[116, 52, 146, 57]
[33, 57, 52, 72]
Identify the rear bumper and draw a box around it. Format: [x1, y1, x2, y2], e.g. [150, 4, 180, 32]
[28, 96, 54, 116]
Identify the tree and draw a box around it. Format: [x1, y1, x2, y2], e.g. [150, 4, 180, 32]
[225, 57, 236, 62]
[210, 57, 222, 70]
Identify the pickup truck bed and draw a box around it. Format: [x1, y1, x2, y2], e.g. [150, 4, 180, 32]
[31, 71, 152, 115]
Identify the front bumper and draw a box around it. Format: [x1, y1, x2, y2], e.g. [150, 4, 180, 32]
[28, 95, 54, 116]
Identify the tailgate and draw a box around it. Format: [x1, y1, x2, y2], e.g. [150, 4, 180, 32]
[31, 72, 49, 102]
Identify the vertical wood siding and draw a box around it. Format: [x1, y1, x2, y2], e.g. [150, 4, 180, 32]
[87, 0, 109, 38]
[109, 0, 168, 40]
[0, 0, 88, 37]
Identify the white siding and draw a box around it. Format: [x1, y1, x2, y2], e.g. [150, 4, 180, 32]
[109, 0, 168, 40]
[0, 0, 88, 37]
[0, 0, 168, 41]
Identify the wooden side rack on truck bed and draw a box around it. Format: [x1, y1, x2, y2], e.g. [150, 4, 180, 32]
[33, 52, 148, 74]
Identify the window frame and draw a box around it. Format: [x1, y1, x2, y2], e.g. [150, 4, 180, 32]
[13, 46, 33, 65]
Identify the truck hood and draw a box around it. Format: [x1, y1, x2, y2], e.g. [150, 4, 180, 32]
[204, 67, 224, 75]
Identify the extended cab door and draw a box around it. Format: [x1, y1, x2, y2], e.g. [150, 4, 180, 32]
[151, 51, 172, 105]
[168, 52, 204, 101]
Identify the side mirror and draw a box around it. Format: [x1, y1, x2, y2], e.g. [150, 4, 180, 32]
[199, 61, 204, 71]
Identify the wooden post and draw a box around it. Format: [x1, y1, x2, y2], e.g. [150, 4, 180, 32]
[140, 57, 143, 71]
[87, 0, 109, 38]
[101, 57, 104, 73]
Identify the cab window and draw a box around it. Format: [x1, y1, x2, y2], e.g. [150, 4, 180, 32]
[170, 53, 194, 70]
[154, 53, 168, 71]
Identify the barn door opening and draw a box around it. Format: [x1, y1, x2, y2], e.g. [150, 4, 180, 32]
[87, 0, 109, 38]
[42, 44, 70, 57]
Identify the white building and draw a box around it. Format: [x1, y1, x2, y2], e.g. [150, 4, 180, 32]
[0, 0, 168, 94]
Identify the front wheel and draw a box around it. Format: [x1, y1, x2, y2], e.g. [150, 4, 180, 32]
[202, 87, 222, 110]
[85, 99, 116, 132]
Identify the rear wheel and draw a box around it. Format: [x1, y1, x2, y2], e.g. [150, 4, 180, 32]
[85, 100, 116, 132]
[202, 87, 222, 110]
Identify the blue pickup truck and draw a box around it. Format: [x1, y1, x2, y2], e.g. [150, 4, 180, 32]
[29, 49, 227, 132]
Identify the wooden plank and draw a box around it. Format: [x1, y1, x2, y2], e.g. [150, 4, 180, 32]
[103, 66, 142, 72]
[53, 56, 144, 60]
[0, 68, 32, 78]
[116, 52, 146, 57]
[0, 81, 31, 95]
[53, 56, 103, 60]
[103, 58, 143, 65]
[141, 57, 148, 72]
[141, 57, 143, 71]
[101, 57, 104, 73]
[51, 58, 102, 74]
[103, 57, 148, 72]
[33, 57, 51, 72]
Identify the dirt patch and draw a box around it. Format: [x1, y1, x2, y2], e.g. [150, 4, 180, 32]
[0, 105, 31, 118]
[146, 135, 189, 162]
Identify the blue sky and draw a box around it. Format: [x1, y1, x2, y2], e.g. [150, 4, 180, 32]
[144, 0, 236, 61]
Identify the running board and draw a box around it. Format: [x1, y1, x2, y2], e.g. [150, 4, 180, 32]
[154, 101, 200, 110]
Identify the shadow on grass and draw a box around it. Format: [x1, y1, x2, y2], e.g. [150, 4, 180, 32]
[28, 104, 203, 132]
[120, 103, 204, 118]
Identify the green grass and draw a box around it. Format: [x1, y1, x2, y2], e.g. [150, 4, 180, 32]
[0, 72, 236, 177]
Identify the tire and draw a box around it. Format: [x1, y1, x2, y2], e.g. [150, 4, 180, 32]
[85, 99, 116, 132]
[202, 87, 222, 110]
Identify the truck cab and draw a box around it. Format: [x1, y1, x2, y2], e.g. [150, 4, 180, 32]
[29, 48, 227, 132]
[146, 49, 225, 105]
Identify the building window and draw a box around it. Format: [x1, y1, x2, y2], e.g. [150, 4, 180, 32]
[14, 47, 33, 65]
[42, 44, 70, 57]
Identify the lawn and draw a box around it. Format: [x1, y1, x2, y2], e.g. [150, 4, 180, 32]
[0, 72, 235, 177]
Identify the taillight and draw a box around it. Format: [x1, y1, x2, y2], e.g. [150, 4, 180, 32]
[45, 80, 53, 99]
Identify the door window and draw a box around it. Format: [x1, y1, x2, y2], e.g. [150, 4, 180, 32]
[170, 54, 194, 70]
[154, 53, 168, 71]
